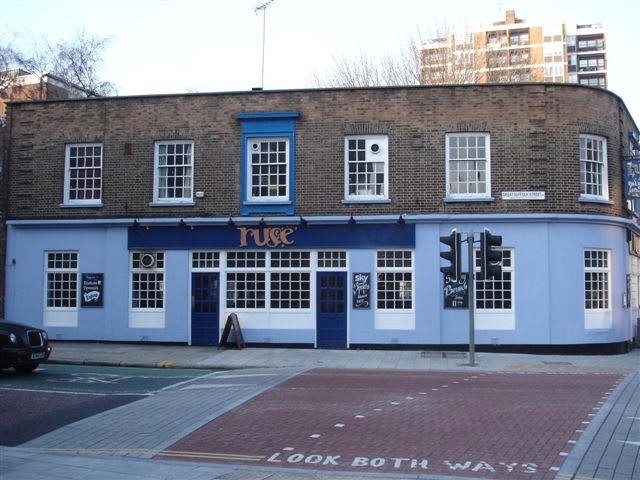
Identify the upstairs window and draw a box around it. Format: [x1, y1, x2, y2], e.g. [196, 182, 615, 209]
[446, 133, 491, 199]
[237, 112, 299, 215]
[248, 138, 289, 201]
[64, 143, 102, 205]
[344, 135, 389, 202]
[153, 141, 194, 204]
[580, 135, 608, 200]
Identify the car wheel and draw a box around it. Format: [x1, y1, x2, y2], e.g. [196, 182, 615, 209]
[15, 364, 38, 374]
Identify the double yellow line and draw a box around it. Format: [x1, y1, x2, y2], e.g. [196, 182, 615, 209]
[25, 447, 264, 462]
[156, 450, 264, 462]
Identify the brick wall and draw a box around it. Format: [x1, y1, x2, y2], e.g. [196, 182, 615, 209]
[4, 83, 637, 221]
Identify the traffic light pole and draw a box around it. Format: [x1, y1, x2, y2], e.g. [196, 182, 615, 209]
[467, 230, 476, 367]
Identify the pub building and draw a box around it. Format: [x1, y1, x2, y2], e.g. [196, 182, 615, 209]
[3, 83, 640, 353]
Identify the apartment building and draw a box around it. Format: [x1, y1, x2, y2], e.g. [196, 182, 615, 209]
[420, 10, 607, 88]
[2, 84, 638, 353]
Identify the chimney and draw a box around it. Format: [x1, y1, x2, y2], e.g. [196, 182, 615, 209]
[505, 10, 516, 24]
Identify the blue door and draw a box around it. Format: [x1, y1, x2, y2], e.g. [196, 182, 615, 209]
[191, 273, 219, 346]
[316, 272, 347, 349]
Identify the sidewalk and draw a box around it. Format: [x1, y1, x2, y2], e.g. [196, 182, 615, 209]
[47, 341, 640, 373]
[1, 343, 639, 480]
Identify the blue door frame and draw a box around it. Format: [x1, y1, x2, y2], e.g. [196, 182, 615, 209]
[316, 272, 347, 349]
[191, 272, 219, 346]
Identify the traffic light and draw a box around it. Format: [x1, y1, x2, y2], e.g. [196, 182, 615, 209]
[479, 228, 502, 280]
[440, 229, 461, 281]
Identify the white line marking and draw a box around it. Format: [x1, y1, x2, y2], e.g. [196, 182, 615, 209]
[618, 440, 640, 446]
[283, 447, 295, 451]
[212, 373, 279, 379]
[355, 415, 365, 419]
[334, 424, 345, 428]
[309, 434, 321, 439]
[180, 384, 252, 390]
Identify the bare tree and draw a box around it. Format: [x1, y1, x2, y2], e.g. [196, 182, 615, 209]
[311, 31, 422, 88]
[313, 23, 533, 88]
[3, 30, 116, 99]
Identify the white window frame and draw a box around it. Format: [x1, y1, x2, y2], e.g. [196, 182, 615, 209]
[375, 250, 415, 330]
[153, 140, 194, 204]
[344, 135, 389, 202]
[445, 133, 491, 200]
[579, 134, 608, 201]
[129, 251, 165, 328]
[584, 249, 612, 329]
[474, 248, 515, 330]
[191, 251, 221, 271]
[269, 251, 312, 310]
[226, 251, 268, 310]
[44, 251, 79, 327]
[63, 143, 103, 206]
[317, 251, 348, 271]
[246, 137, 290, 203]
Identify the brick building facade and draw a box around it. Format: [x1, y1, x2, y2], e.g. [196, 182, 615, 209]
[3, 84, 639, 352]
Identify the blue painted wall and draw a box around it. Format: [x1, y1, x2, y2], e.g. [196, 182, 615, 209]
[4, 216, 632, 346]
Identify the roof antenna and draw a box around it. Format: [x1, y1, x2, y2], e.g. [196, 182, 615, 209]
[255, 0, 275, 89]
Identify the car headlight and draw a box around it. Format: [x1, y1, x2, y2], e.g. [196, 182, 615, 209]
[9, 333, 18, 344]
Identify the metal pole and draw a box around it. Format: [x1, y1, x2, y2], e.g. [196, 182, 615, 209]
[260, 7, 266, 88]
[468, 230, 476, 366]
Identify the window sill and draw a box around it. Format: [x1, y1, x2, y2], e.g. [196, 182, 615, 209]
[244, 200, 292, 206]
[579, 195, 614, 205]
[342, 198, 391, 204]
[59, 202, 103, 208]
[149, 201, 195, 207]
[443, 196, 495, 203]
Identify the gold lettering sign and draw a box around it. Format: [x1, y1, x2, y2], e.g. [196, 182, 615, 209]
[238, 227, 295, 248]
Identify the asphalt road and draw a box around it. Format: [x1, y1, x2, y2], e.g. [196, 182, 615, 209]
[0, 363, 213, 446]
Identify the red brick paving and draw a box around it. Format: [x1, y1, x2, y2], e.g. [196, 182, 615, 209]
[156, 369, 622, 479]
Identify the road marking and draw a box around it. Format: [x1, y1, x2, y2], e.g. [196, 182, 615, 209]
[310, 434, 321, 438]
[180, 383, 253, 390]
[27, 447, 264, 462]
[158, 450, 264, 461]
[355, 415, 365, 419]
[334, 423, 345, 428]
[618, 440, 640, 446]
[627, 417, 640, 420]
[212, 373, 279, 379]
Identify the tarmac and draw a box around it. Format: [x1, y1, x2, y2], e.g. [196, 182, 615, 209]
[1, 342, 639, 480]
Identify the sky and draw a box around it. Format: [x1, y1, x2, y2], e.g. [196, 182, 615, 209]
[1, 0, 639, 121]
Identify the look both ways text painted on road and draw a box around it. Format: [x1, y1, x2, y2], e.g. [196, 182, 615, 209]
[266, 450, 538, 474]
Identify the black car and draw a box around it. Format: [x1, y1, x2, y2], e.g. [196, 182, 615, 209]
[0, 321, 52, 373]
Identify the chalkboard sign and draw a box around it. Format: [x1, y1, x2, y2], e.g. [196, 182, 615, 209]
[443, 273, 468, 309]
[352, 272, 371, 309]
[624, 157, 640, 199]
[81, 273, 104, 308]
[219, 313, 245, 349]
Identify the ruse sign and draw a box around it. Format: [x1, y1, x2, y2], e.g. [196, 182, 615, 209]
[238, 227, 295, 248]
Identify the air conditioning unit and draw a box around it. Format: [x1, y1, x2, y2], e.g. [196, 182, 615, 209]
[140, 253, 156, 268]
